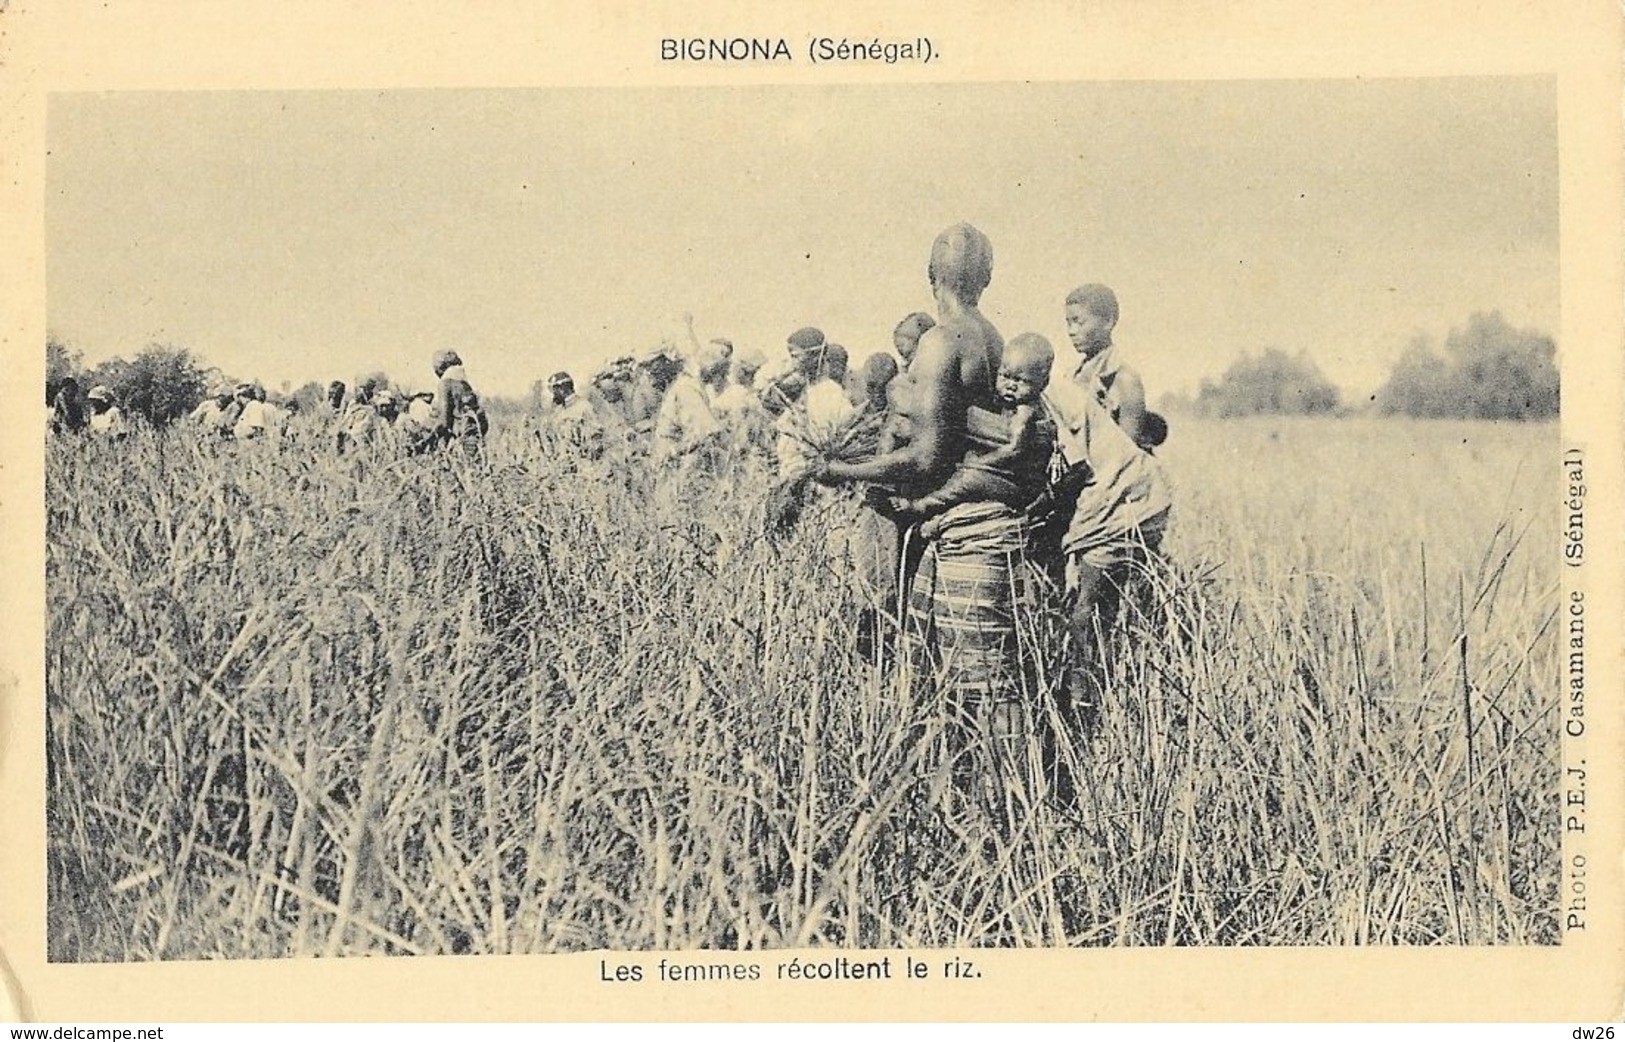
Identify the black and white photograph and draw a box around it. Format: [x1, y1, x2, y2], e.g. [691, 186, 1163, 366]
[41, 78, 1565, 958]
[5, 0, 1622, 1024]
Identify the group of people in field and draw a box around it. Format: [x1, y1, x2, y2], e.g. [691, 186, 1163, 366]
[48, 349, 493, 455]
[800, 224, 1174, 814]
[49, 221, 1172, 815]
[324, 350, 490, 455]
[531, 222, 1174, 812]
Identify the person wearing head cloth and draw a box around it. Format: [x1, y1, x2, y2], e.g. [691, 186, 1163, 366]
[590, 364, 628, 410]
[85, 385, 128, 438]
[644, 343, 721, 466]
[680, 311, 735, 375]
[763, 326, 856, 480]
[758, 325, 821, 412]
[1045, 281, 1173, 722]
[577, 363, 637, 457]
[692, 338, 732, 399]
[707, 346, 769, 459]
[373, 388, 402, 424]
[710, 345, 762, 419]
[547, 370, 584, 414]
[816, 224, 1040, 820]
[430, 349, 489, 453]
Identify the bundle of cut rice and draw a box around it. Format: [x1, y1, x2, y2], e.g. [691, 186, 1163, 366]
[763, 390, 880, 541]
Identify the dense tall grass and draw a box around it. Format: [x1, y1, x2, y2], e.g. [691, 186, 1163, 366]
[45, 416, 1560, 958]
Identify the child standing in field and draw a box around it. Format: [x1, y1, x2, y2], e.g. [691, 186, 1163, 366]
[887, 332, 1058, 538]
[1046, 284, 1174, 732]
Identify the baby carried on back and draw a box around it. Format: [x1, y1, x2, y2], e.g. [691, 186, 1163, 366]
[889, 332, 1070, 539]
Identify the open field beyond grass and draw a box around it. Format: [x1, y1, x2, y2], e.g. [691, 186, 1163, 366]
[45, 416, 1561, 958]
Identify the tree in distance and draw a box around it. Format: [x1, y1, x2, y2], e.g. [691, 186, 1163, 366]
[1375, 311, 1557, 420]
[1194, 348, 1341, 419]
[81, 343, 212, 427]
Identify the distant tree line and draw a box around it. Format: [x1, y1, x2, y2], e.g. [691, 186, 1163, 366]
[1158, 311, 1557, 421]
[1373, 312, 1557, 420]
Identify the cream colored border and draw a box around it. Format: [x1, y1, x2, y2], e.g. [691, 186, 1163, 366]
[2, 0, 1620, 1023]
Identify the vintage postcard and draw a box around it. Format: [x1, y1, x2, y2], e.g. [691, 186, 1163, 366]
[1, 0, 1620, 1023]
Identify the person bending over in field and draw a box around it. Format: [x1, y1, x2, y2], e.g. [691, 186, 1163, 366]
[431, 349, 489, 455]
[590, 362, 630, 416]
[586, 362, 643, 455]
[625, 346, 670, 441]
[189, 384, 236, 439]
[396, 390, 439, 455]
[886, 332, 1057, 540]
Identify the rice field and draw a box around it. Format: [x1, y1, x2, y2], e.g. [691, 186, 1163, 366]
[44, 414, 1562, 959]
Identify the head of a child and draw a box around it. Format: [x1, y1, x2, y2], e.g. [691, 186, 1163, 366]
[1064, 283, 1118, 360]
[861, 352, 898, 409]
[893, 312, 935, 365]
[997, 333, 1053, 407]
[820, 343, 849, 385]
[1138, 410, 1169, 452]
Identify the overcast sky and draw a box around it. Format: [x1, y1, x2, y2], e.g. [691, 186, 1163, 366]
[46, 78, 1557, 400]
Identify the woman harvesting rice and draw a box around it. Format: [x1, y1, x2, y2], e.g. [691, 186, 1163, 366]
[815, 222, 1043, 818]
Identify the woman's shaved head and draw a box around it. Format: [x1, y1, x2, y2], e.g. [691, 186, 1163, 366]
[927, 222, 994, 305]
